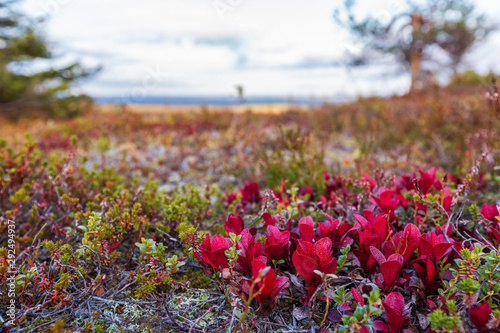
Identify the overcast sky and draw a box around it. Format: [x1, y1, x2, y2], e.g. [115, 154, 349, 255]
[21, 0, 500, 99]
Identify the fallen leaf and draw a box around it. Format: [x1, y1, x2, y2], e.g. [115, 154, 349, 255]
[293, 306, 310, 321]
[96, 286, 106, 296]
[222, 268, 232, 280]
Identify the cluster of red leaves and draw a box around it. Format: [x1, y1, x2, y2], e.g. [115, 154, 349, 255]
[194, 234, 230, 273]
[483, 204, 500, 247]
[198, 168, 500, 332]
[242, 259, 290, 312]
[195, 214, 342, 307]
[293, 237, 338, 302]
[224, 181, 261, 210]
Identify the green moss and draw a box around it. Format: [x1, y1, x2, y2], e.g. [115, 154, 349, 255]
[177, 268, 212, 289]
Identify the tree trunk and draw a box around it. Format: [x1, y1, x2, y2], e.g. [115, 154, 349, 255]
[408, 14, 424, 95]
[409, 53, 422, 94]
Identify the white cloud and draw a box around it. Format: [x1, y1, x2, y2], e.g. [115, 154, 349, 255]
[20, 0, 500, 98]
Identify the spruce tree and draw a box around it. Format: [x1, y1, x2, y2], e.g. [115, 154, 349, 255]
[0, 0, 97, 118]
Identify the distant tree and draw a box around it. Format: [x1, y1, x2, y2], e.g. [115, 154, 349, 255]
[334, 0, 496, 93]
[235, 85, 245, 104]
[0, 0, 98, 118]
[434, 2, 493, 75]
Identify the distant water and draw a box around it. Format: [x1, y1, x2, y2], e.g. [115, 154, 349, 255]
[95, 95, 341, 106]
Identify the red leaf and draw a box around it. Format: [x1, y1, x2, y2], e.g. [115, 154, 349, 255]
[380, 259, 403, 292]
[387, 253, 404, 266]
[374, 320, 390, 332]
[262, 212, 277, 226]
[240, 182, 261, 204]
[470, 302, 492, 333]
[359, 231, 379, 252]
[373, 214, 389, 244]
[418, 232, 452, 261]
[383, 292, 406, 333]
[236, 229, 264, 275]
[351, 287, 364, 306]
[353, 213, 370, 229]
[370, 246, 387, 265]
[313, 238, 333, 267]
[292, 251, 318, 287]
[255, 264, 277, 299]
[481, 204, 499, 221]
[296, 239, 315, 257]
[264, 226, 290, 261]
[427, 299, 437, 311]
[224, 213, 245, 235]
[418, 237, 433, 258]
[427, 257, 435, 285]
[198, 233, 230, 272]
[211, 235, 229, 253]
[299, 217, 315, 242]
[243, 260, 289, 311]
[403, 224, 421, 249]
[271, 276, 290, 298]
[433, 243, 453, 261]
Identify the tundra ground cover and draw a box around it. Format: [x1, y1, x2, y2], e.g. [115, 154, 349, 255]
[1, 88, 500, 332]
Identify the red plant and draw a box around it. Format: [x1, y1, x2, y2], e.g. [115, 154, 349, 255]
[242, 259, 290, 312]
[240, 181, 261, 204]
[292, 238, 337, 303]
[264, 226, 290, 262]
[236, 229, 266, 275]
[223, 182, 261, 209]
[412, 256, 440, 293]
[315, 214, 354, 254]
[194, 233, 230, 273]
[377, 292, 409, 333]
[370, 246, 404, 292]
[322, 172, 355, 207]
[353, 211, 389, 274]
[382, 224, 420, 266]
[418, 231, 453, 261]
[481, 204, 500, 247]
[440, 188, 454, 213]
[469, 302, 492, 333]
[400, 173, 416, 191]
[108, 239, 122, 253]
[415, 168, 443, 195]
[262, 212, 278, 226]
[481, 204, 499, 221]
[324, 172, 350, 198]
[224, 213, 244, 235]
[371, 188, 400, 221]
[354, 211, 389, 246]
[224, 192, 238, 205]
[263, 212, 292, 231]
[361, 173, 377, 191]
